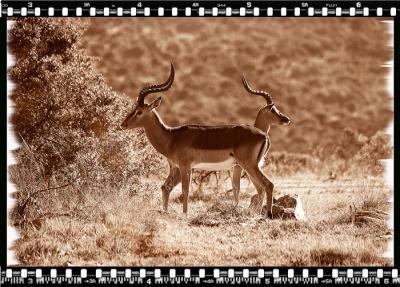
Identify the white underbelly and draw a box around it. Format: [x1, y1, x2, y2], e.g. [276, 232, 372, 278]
[193, 158, 235, 171]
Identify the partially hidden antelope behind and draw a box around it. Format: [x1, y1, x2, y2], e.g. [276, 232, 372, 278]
[121, 63, 286, 218]
[229, 76, 291, 205]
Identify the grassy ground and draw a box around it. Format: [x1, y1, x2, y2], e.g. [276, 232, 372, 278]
[13, 170, 392, 266]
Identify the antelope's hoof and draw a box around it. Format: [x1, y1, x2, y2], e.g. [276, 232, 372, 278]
[267, 211, 274, 220]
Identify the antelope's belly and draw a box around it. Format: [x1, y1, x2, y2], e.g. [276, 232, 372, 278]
[193, 158, 235, 171]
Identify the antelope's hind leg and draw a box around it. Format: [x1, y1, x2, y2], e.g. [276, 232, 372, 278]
[246, 173, 265, 214]
[236, 159, 274, 218]
[162, 164, 181, 211]
[248, 167, 274, 218]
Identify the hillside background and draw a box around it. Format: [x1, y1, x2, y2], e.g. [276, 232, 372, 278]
[83, 18, 393, 154]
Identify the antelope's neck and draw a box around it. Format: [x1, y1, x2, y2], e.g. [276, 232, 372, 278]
[254, 109, 271, 135]
[143, 111, 172, 156]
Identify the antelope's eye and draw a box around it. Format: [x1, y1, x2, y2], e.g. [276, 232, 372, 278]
[137, 111, 142, 115]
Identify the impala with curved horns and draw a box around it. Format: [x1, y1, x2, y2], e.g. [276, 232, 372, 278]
[229, 76, 291, 204]
[121, 63, 275, 217]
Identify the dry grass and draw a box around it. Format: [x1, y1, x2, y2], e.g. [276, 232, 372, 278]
[12, 172, 392, 266]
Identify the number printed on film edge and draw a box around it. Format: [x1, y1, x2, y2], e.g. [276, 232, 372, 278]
[1, 1, 400, 17]
[1, 267, 400, 285]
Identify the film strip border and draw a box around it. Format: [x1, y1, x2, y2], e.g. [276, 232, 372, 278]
[1, 267, 400, 285]
[1, 1, 400, 17]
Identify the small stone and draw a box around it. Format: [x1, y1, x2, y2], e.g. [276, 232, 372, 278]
[255, 194, 306, 220]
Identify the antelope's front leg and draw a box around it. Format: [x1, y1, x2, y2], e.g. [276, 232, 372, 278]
[265, 179, 274, 219]
[161, 164, 181, 211]
[179, 166, 192, 213]
[231, 165, 242, 206]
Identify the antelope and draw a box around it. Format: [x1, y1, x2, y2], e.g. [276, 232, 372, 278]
[230, 76, 291, 205]
[121, 63, 277, 217]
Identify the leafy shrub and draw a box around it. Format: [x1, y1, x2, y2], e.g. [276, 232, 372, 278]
[9, 18, 164, 224]
[9, 18, 129, 177]
[310, 128, 392, 176]
[354, 131, 392, 162]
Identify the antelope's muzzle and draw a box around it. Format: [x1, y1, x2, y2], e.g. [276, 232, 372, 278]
[281, 115, 291, 125]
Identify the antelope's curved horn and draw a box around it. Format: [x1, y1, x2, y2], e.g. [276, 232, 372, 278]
[242, 75, 273, 105]
[137, 62, 175, 105]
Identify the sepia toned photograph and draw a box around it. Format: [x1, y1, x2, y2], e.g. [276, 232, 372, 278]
[7, 17, 393, 266]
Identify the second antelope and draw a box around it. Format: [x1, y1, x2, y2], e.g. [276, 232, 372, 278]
[121, 63, 283, 217]
[229, 76, 291, 206]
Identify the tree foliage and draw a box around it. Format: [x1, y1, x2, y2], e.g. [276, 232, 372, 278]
[9, 18, 137, 179]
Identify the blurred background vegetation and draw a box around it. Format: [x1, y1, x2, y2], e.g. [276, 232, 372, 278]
[84, 18, 393, 155]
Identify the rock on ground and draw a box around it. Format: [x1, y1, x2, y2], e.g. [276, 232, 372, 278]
[250, 194, 306, 220]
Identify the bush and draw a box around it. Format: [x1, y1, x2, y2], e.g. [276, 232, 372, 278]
[9, 19, 129, 176]
[309, 128, 392, 176]
[9, 18, 164, 225]
[354, 131, 392, 161]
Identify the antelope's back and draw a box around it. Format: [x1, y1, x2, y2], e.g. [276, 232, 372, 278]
[173, 124, 266, 150]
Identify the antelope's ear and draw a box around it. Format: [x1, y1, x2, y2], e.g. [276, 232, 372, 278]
[149, 96, 162, 110]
